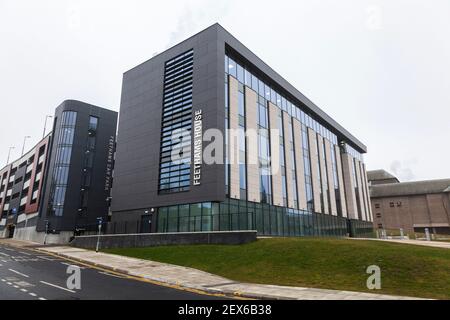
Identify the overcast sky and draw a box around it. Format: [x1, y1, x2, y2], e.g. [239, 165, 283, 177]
[1, 0, 449, 181]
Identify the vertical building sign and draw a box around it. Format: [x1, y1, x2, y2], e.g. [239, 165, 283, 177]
[193, 109, 203, 186]
[105, 135, 115, 191]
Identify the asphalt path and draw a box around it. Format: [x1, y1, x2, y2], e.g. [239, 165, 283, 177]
[0, 244, 226, 300]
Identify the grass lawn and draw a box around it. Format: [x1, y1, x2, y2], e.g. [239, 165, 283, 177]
[104, 238, 450, 299]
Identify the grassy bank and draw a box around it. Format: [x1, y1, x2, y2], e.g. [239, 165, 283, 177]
[104, 238, 450, 299]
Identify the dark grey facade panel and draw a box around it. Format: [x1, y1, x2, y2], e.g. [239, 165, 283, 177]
[112, 25, 225, 215]
[37, 100, 118, 232]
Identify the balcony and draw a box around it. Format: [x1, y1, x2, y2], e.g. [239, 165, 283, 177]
[38, 154, 45, 164]
[6, 189, 12, 197]
[34, 172, 42, 182]
[32, 190, 39, 200]
[3, 203, 9, 210]
[8, 175, 15, 183]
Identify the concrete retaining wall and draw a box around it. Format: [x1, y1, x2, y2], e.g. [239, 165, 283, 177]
[71, 231, 257, 250]
[12, 227, 74, 244]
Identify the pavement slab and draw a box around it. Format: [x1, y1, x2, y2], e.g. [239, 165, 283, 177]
[350, 238, 450, 249]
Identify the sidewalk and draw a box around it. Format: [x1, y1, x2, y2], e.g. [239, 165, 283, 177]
[0, 238, 426, 300]
[350, 238, 450, 249]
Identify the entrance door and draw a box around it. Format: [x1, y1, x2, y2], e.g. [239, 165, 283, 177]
[140, 215, 152, 233]
[7, 225, 15, 238]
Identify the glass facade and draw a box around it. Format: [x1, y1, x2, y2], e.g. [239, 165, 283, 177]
[156, 199, 363, 237]
[158, 49, 194, 194]
[225, 54, 365, 161]
[224, 53, 371, 222]
[48, 111, 77, 216]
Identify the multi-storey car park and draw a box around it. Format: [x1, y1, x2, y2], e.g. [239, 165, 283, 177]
[110, 24, 374, 237]
[0, 135, 50, 238]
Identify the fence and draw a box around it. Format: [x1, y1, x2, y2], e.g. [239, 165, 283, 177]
[377, 228, 450, 241]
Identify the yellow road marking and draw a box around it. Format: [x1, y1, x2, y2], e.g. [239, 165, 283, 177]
[10, 245, 249, 300]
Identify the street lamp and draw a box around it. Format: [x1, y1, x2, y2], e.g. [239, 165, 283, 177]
[96, 217, 103, 253]
[21, 136, 31, 156]
[42, 115, 53, 138]
[6, 146, 15, 164]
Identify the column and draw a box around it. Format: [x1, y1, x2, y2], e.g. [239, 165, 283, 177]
[283, 112, 295, 208]
[324, 139, 337, 215]
[317, 136, 329, 214]
[228, 76, 240, 199]
[246, 87, 260, 202]
[335, 145, 348, 217]
[341, 153, 358, 219]
[308, 128, 321, 213]
[268, 102, 282, 206]
[292, 119, 307, 210]
[361, 162, 373, 222]
[354, 159, 367, 220]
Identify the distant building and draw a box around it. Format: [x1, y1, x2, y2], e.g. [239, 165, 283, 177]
[0, 100, 118, 243]
[368, 170, 450, 235]
[367, 170, 399, 185]
[0, 135, 51, 238]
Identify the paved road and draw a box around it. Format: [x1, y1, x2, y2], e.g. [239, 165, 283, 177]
[0, 244, 224, 300]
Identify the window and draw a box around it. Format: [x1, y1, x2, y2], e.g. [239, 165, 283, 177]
[244, 69, 251, 87]
[238, 91, 245, 117]
[376, 213, 381, 218]
[62, 111, 77, 126]
[228, 58, 236, 78]
[258, 104, 267, 128]
[89, 116, 99, 131]
[389, 202, 394, 207]
[375, 203, 380, 209]
[239, 164, 246, 189]
[87, 136, 96, 150]
[84, 152, 94, 168]
[159, 50, 193, 193]
[80, 190, 88, 208]
[237, 63, 244, 83]
[47, 111, 77, 217]
[82, 172, 91, 187]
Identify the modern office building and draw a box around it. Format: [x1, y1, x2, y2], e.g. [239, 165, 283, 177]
[111, 23, 373, 237]
[368, 170, 450, 235]
[0, 100, 118, 243]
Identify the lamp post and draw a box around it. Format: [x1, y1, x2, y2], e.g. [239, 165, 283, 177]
[6, 146, 15, 164]
[96, 217, 103, 253]
[43, 220, 49, 245]
[21, 136, 31, 156]
[42, 115, 53, 138]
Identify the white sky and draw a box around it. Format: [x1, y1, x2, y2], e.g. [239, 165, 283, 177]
[1, 0, 449, 181]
